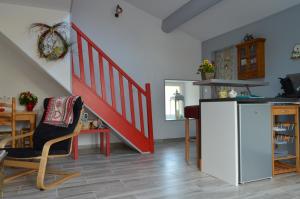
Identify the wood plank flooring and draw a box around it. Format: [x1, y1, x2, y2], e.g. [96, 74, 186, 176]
[3, 141, 300, 199]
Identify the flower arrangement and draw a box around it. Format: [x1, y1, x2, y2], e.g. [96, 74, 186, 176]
[19, 91, 38, 106]
[197, 59, 215, 74]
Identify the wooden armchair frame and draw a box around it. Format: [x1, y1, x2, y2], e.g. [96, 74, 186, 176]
[0, 111, 83, 190]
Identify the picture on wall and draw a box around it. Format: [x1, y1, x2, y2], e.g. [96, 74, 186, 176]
[291, 44, 300, 59]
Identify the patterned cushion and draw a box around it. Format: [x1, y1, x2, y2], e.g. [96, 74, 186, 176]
[43, 96, 79, 127]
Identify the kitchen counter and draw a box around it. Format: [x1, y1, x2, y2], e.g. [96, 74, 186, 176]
[200, 97, 300, 103]
[200, 98, 299, 186]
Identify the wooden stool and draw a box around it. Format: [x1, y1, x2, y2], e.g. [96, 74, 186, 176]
[184, 105, 201, 169]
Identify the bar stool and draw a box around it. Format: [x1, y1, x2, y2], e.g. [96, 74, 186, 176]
[184, 105, 201, 169]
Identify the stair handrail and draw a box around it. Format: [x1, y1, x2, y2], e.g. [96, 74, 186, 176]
[71, 23, 146, 94]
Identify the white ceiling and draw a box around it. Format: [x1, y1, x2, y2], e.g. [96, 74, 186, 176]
[0, 0, 72, 11]
[1, 0, 300, 41]
[124, 0, 300, 41]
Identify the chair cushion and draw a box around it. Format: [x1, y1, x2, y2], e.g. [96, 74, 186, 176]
[184, 105, 200, 119]
[2, 148, 69, 159]
[33, 97, 83, 153]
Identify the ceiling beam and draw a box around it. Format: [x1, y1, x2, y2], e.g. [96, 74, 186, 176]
[161, 0, 223, 33]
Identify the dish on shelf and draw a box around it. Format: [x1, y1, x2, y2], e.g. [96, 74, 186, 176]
[274, 140, 287, 145]
[274, 149, 288, 157]
[273, 127, 287, 132]
[274, 154, 296, 161]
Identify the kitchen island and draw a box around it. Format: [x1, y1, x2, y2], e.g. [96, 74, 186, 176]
[200, 98, 300, 186]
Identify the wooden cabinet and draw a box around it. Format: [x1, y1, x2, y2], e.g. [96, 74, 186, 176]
[236, 38, 265, 80]
[272, 105, 299, 175]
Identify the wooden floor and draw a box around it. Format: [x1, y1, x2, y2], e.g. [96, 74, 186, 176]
[3, 141, 300, 199]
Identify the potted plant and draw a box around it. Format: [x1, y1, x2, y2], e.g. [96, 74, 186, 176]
[19, 91, 38, 111]
[197, 59, 215, 80]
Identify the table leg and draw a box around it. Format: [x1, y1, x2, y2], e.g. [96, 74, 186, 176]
[29, 117, 36, 147]
[185, 118, 190, 163]
[100, 133, 104, 153]
[73, 135, 79, 160]
[105, 132, 110, 157]
[12, 129, 16, 148]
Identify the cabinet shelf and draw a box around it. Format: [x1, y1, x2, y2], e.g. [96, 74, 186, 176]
[274, 161, 297, 175]
[274, 154, 296, 161]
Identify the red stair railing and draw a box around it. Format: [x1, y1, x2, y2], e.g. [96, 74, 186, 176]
[71, 23, 154, 153]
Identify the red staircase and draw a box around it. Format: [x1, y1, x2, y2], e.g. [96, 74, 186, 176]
[71, 23, 154, 153]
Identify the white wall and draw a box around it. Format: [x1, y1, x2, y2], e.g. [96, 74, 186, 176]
[184, 81, 200, 106]
[71, 0, 202, 139]
[0, 33, 68, 121]
[0, 3, 71, 91]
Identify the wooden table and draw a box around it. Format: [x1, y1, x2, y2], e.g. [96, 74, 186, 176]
[0, 111, 37, 130]
[0, 111, 37, 144]
[72, 128, 111, 160]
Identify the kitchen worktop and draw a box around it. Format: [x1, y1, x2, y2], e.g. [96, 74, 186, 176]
[200, 97, 300, 104]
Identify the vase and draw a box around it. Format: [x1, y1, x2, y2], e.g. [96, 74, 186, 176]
[204, 72, 215, 80]
[26, 103, 35, 111]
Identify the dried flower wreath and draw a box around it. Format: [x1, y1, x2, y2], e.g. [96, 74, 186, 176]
[31, 22, 71, 61]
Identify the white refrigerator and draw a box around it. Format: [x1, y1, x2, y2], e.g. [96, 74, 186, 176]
[239, 104, 272, 183]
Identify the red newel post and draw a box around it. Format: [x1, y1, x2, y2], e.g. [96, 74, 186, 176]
[145, 83, 154, 153]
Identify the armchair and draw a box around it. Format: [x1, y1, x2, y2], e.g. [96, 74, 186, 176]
[0, 97, 83, 190]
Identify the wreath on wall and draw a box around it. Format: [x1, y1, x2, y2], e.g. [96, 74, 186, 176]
[31, 22, 71, 61]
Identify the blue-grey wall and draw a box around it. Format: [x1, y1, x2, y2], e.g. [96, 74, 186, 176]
[202, 5, 300, 97]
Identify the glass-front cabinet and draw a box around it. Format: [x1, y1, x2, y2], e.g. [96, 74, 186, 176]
[236, 38, 265, 80]
[272, 105, 300, 175]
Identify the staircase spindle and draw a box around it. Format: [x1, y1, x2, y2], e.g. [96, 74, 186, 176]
[98, 53, 107, 101]
[109, 63, 116, 109]
[88, 44, 96, 92]
[129, 82, 136, 127]
[71, 51, 75, 76]
[119, 73, 126, 118]
[76, 33, 85, 82]
[138, 91, 145, 135]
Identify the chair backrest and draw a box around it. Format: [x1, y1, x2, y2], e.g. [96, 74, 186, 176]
[33, 97, 83, 154]
[0, 97, 16, 124]
[0, 97, 16, 129]
[0, 97, 16, 147]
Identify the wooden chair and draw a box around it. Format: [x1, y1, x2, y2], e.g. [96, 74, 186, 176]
[0, 97, 83, 190]
[0, 98, 16, 148]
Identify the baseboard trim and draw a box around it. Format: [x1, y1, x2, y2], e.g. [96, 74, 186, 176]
[78, 137, 193, 150]
[154, 137, 196, 144]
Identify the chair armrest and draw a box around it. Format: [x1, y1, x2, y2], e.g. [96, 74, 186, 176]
[40, 133, 75, 158]
[40, 117, 83, 159]
[0, 131, 34, 148]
